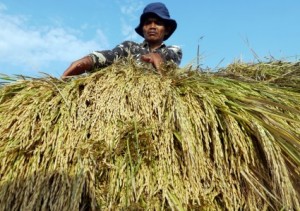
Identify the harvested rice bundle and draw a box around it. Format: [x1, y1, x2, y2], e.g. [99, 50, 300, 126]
[0, 60, 299, 210]
[220, 61, 300, 91]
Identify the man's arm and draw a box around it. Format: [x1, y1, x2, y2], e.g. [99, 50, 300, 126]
[62, 41, 134, 78]
[90, 41, 136, 68]
[62, 56, 94, 78]
[140, 45, 182, 71]
[141, 53, 164, 70]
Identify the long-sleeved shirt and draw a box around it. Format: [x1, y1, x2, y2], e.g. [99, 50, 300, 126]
[89, 40, 182, 69]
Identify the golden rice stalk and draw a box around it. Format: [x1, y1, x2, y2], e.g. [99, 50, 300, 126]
[0, 60, 299, 210]
[219, 60, 300, 91]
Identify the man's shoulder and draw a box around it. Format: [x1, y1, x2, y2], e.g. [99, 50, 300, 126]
[165, 45, 182, 53]
[119, 41, 140, 47]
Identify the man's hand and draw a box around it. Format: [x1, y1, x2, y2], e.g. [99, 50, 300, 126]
[62, 56, 94, 78]
[141, 53, 164, 71]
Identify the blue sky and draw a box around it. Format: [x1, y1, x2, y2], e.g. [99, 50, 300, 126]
[0, 0, 299, 77]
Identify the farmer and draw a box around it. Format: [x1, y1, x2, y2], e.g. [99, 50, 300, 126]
[62, 2, 182, 77]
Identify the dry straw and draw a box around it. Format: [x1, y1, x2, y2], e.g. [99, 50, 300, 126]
[0, 59, 299, 210]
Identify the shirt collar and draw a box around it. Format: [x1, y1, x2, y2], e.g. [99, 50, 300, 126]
[142, 40, 166, 50]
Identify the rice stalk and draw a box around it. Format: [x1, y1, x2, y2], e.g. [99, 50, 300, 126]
[0, 59, 299, 210]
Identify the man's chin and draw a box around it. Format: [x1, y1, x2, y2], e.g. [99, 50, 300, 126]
[145, 37, 159, 42]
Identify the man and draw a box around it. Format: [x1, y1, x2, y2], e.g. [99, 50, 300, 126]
[62, 2, 182, 77]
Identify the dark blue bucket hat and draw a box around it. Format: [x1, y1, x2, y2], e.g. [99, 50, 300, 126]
[135, 2, 177, 41]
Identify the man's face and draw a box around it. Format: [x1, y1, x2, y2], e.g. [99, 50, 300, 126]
[142, 16, 168, 45]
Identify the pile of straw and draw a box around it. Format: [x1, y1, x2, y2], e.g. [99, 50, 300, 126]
[219, 61, 300, 91]
[0, 60, 299, 210]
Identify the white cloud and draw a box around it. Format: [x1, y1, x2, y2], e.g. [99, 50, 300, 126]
[0, 2, 7, 11]
[117, 0, 143, 40]
[95, 29, 110, 49]
[120, 0, 143, 20]
[0, 4, 108, 75]
[121, 18, 139, 41]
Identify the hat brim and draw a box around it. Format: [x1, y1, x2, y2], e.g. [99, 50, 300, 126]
[135, 12, 177, 41]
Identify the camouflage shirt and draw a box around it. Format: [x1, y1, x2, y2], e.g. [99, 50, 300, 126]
[89, 40, 182, 69]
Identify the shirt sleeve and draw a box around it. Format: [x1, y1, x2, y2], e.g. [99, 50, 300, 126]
[156, 45, 182, 65]
[89, 41, 135, 68]
[89, 41, 182, 68]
